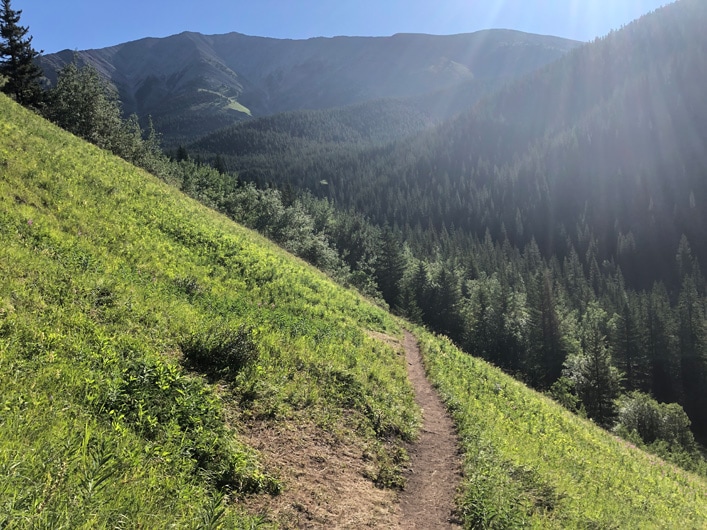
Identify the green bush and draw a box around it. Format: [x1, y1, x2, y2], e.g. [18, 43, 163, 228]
[181, 323, 259, 380]
[614, 391, 695, 449]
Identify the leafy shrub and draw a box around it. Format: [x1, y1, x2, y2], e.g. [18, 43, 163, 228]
[181, 323, 259, 380]
[614, 391, 695, 449]
[613, 391, 706, 474]
[174, 274, 203, 297]
[96, 354, 278, 493]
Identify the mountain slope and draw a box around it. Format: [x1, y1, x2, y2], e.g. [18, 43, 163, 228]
[188, 98, 436, 182]
[0, 93, 419, 527]
[228, 0, 707, 288]
[40, 30, 580, 144]
[417, 327, 707, 528]
[2, 92, 707, 528]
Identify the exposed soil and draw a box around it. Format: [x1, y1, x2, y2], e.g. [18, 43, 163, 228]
[398, 330, 463, 529]
[238, 330, 462, 528]
[238, 419, 402, 528]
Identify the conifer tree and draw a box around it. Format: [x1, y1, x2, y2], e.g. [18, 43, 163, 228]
[564, 303, 622, 427]
[527, 270, 566, 388]
[0, 0, 43, 108]
[374, 227, 406, 309]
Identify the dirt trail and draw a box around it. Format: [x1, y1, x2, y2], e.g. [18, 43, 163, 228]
[398, 330, 462, 528]
[238, 331, 462, 528]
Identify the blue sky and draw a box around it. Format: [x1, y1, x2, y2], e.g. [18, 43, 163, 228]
[18, 0, 670, 54]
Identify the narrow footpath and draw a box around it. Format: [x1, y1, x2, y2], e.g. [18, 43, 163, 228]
[238, 331, 463, 528]
[398, 331, 462, 529]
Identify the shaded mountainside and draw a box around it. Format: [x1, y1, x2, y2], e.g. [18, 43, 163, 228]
[217, 0, 707, 290]
[39, 29, 579, 144]
[2, 93, 706, 528]
[188, 98, 437, 182]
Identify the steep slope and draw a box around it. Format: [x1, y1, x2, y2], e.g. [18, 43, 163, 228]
[0, 93, 418, 527]
[416, 327, 707, 528]
[188, 98, 436, 182]
[40, 30, 580, 144]
[1, 93, 705, 527]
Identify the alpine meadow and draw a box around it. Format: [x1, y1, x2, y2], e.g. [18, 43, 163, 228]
[2, 0, 707, 527]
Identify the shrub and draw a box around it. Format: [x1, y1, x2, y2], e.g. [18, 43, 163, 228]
[181, 323, 259, 380]
[614, 391, 695, 450]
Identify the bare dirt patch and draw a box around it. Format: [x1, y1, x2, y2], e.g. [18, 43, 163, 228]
[238, 419, 401, 528]
[236, 330, 462, 528]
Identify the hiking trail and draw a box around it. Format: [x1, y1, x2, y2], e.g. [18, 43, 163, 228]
[398, 330, 462, 529]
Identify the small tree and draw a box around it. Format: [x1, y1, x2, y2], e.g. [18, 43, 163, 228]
[45, 60, 167, 175]
[0, 0, 44, 108]
[564, 303, 622, 427]
[614, 391, 695, 450]
[45, 61, 124, 150]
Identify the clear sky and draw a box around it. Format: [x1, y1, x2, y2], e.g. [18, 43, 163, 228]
[18, 0, 670, 54]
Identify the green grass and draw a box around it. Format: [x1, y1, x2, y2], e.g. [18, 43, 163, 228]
[196, 88, 252, 115]
[0, 94, 418, 527]
[413, 326, 707, 528]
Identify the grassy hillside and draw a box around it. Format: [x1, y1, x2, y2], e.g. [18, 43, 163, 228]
[414, 326, 707, 528]
[1, 93, 706, 528]
[0, 94, 418, 527]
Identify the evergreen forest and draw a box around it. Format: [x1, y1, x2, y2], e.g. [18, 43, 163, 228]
[186, 0, 707, 452]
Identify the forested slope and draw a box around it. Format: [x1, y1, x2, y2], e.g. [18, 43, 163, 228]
[188, 98, 436, 182]
[209, 0, 707, 284]
[179, 0, 707, 451]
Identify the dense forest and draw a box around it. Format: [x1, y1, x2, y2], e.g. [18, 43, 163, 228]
[6, 0, 707, 473]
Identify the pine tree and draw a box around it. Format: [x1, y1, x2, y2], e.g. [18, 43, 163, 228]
[410, 260, 430, 320]
[677, 275, 707, 439]
[643, 284, 679, 403]
[564, 303, 622, 427]
[527, 270, 566, 388]
[610, 293, 648, 392]
[374, 227, 406, 310]
[0, 0, 43, 108]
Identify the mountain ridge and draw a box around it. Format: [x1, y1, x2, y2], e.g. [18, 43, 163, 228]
[39, 29, 580, 144]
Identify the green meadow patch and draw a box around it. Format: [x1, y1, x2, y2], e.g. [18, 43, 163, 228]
[413, 327, 707, 528]
[0, 94, 418, 527]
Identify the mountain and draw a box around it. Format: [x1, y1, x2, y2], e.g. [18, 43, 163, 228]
[181, 0, 707, 444]
[2, 92, 706, 528]
[214, 0, 707, 289]
[39, 29, 580, 145]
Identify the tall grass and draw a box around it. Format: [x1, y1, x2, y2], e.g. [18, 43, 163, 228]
[413, 327, 707, 528]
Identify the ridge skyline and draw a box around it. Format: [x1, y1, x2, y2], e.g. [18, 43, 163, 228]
[20, 0, 669, 55]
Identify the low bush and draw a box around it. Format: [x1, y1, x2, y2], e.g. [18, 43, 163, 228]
[181, 323, 259, 380]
